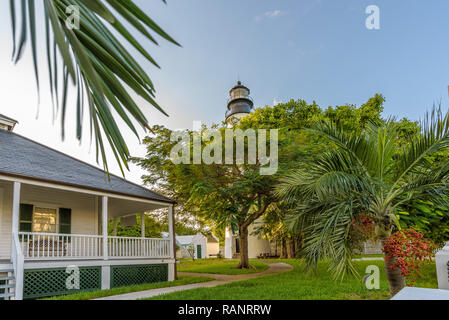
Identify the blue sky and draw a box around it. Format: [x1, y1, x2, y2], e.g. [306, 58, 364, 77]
[1, 0, 449, 183]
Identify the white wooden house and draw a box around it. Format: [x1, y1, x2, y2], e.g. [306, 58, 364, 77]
[0, 115, 176, 300]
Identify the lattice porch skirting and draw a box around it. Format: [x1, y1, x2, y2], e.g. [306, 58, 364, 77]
[110, 264, 168, 288]
[23, 267, 101, 299]
[23, 264, 169, 299]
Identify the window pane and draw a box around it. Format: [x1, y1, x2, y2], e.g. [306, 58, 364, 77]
[20, 204, 33, 222]
[33, 207, 57, 233]
[59, 225, 71, 234]
[19, 222, 32, 232]
[59, 208, 71, 224]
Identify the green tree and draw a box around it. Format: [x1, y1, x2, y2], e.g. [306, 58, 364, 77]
[9, 0, 179, 173]
[133, 124, 277, 268]
[133, 95, 387, 267]
[276, 108, 449, 296]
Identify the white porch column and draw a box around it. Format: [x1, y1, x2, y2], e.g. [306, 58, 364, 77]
[168, 205, 176, 281]
[102, 196, 108, 260]
[11, 181, 24, 300]
[168, 205, 175, 259]
[11, 182, 21, 234]
[101, 266, 111, 290]
[141, 213, 145, 238]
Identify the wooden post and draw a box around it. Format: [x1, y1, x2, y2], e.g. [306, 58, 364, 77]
[102, 196, 108, 260]
[168, 204, 177, 280]
[11, 182, 21, 234]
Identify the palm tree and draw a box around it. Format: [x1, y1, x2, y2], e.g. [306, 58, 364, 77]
[9, 0, 179, 173]
[276, 109, 449, 296]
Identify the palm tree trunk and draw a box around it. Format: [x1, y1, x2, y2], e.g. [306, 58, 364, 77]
[384, 256, 406, 297]
[381, 230, 406, 297]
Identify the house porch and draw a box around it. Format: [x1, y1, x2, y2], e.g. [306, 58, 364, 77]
[0, 177, 176, 300]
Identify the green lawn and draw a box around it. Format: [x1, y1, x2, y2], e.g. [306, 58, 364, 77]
[42, 276, 214, 300]
[146, 259, 438, 300]
[177, 259, 269, 275]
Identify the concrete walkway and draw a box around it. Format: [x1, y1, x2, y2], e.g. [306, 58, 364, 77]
[94, 261, 293, 300]
[352, 257, 384, 261]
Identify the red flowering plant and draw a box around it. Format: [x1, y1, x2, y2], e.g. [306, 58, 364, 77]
[382, 228, 436, 286]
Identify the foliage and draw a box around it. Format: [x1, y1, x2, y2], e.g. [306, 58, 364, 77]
[240, 95, 387, 252]
[9, 0, 179, 173]
[185, 245, 196, 261]
[398, 199, 449, 248]
[132, 124, 277, 268]
[276, 108, 449, 283]
[108, 212, 200, 238]
[382, 228, 436, 286]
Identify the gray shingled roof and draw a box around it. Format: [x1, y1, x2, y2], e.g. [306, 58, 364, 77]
[0, 114, 18, 123]
[0, 130, 174, 203]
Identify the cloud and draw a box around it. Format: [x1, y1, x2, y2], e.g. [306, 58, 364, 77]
[265, 10, 283, 18]
[254, 10, 287, 22]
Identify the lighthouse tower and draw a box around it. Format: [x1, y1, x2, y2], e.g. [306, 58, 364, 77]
[223, 82, 273, 260]
[225, 81, 253, 124]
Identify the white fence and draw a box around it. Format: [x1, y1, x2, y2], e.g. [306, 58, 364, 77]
[18, 232, 170, 260]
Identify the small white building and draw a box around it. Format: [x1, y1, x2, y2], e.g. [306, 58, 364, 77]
[163, 233, 219, 259]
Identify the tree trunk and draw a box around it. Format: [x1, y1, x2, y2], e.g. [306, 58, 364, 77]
[237, 226, 252, 269]
[287, 238, 294, 258]
[294, 236, 302, 258]
[280, 239, 287, 259]
[384, 256, 406, 297]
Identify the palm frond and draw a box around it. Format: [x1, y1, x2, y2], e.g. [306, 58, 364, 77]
[392, 107, 449, 189]
[9, 0, 179, 175]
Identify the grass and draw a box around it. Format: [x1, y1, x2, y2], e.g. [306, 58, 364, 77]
[42, 276, 214, 300]
[177, 259, 269, 275]
[145, 259, 438, 300]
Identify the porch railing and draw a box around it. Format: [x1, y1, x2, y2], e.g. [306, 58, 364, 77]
[18, 232, 170, 260]
[108, 236, 171, 259]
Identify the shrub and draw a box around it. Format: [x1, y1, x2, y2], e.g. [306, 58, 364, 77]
[382, 228, 436, 286]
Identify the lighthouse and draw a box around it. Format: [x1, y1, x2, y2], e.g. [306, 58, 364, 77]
[225, 81, 254, 124]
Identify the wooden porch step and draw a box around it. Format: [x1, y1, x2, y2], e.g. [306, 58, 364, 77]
[0, 283, 15, 289]
[0, 276, 14, 282]
[0, 269, 14, 274]
[1, 292, 15, 300]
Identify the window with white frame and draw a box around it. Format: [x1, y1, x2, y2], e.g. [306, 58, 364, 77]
[19, 204, 71, 234]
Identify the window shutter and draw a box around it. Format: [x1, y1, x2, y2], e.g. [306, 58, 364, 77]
[59, 208, 72, 234]
[19, 204, 33, 232]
